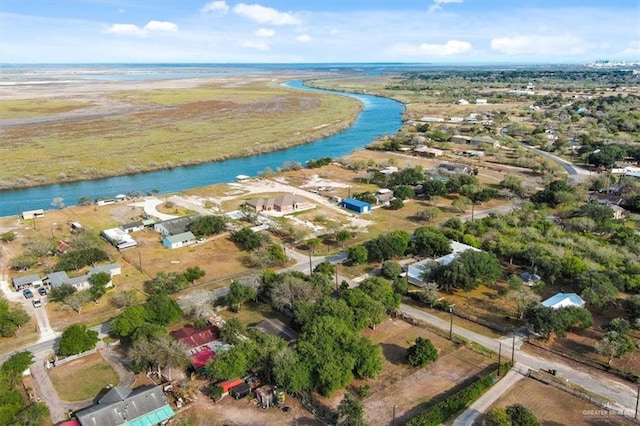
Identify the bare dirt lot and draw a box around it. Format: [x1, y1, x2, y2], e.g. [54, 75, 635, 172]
[488, 376, 628, 425]
[173, 390, 323, 426]
[307, 318, 494, 426]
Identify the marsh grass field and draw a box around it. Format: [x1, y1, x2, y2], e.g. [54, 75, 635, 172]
[0, 77, 361, 190]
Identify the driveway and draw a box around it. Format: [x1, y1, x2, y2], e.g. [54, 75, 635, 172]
[452, 369, 524, 426]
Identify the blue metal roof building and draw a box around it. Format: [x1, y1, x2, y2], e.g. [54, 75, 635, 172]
[541, 293, 586, 309]
[342, 198, 371, 213]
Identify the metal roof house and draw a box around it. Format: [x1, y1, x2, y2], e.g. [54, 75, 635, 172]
[342, 198, 371, 214]
[541, 293, 586, 309]
[251, 318, 298, 345]
[20, 209, 45, 220]
[44, 263, 121, 291]
[162, 231, 196, 249]
[74, 385, 174, 426]
[12, 274, 43, 290]
[154, 215, 199, 236]
[407, 241, 479, 287]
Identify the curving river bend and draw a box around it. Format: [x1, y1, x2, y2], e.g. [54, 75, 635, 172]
[0, 80, 404, 217]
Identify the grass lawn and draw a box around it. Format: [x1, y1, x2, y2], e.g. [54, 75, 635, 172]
[0, 313, 39, 354]
[48, 352, 119, 402]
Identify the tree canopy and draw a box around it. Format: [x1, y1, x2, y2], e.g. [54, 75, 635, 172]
[58, 324, 99, 356]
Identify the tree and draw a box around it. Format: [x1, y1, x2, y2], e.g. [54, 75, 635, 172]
[9, 255, 37, 272]
[335, 230, 352, 247]
[624, 295, 640, 322]
[188, 215, 226, 237]
[484, 407, 510, 426]
[225, 281, 257, 312]
[145, 294, 182, 325]
[452, 196, 472, 213]
[506, 404, 540, 426]
[580, 280, 618, 310]
[388, 198, 404, 210]
[416, 282, 439, 307]
[411, 226, 451, 257]
[144, 272, 189, 295]
[0, 300, 30, 337]
[394, 185, 414, 200]
[63, 290, 92, 314]
[205, 344, 250, 381]
[88, 271, 111, 301]
[433, 250, 501, 298]
[507, 289, 540, 322]
[58, 324, 99, 356]
[231, 227, 262, 251]
[183, 266, 206, 284]
[11, 402, 50, 426]
[110, 290, 138, 309]
[51, 196, 64, 210]
[602, 318, 631, 335]
[596, 331, 635, 365]
[272, 347, 312, 393]
[359, 277, 400, 311]
[406, 337, 438, 367]
[111, 305, 148, 338]
[422, 179, 448, 200]
[1, 352, 34, 385]
[129, 334, 189, 380]
[380, 261, 403, 279]
[347, 245, 368, 265]
[337, 393, 365, 426]
[220, 317, 245, 344]
[364, 230, 411, 263]
[56, 247, 109, 271]
[48, 283, 76, 302]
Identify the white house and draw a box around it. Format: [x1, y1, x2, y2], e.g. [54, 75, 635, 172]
[12, 274, 43, 291]
[163, 231, 196, 249]
[476, 98, 488, 105]
[541, 293, 586, 309]
[407, 241, 480, 286]
[102, 228, 137, 250]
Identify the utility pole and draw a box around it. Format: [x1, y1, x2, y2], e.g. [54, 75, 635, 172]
[308, 250, 313, 275]
[392, 404, 398, 426]
[511, 328, 516, 366]
[449, 307, 454, 341]
[334, 263, 339, 292]
[498, 342, 502, 376]
[635, 385, 639, 420]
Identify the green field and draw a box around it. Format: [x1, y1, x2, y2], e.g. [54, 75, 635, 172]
[0, 81, 361, 190]
[0, 99, 93, 119]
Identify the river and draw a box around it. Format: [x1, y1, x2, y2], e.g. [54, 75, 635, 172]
[0, 79, 404, 217]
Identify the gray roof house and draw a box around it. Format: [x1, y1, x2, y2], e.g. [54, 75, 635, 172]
[12, 274, 43, 290]
[162, 231, 196, 249]
[44, 263, 121, 291]
[154, 215, 199, 236]
[251, 318, 298, 345]
[74, 385, 174, 426]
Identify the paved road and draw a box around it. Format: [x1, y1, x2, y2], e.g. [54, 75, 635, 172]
[452, 369, 524, 426]
[499, 126, 591, 181]
[399, 304, 638, 415]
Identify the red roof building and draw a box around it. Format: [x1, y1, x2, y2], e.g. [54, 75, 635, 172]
[190, 347, 216, 370]
[170, 325, 218, 349]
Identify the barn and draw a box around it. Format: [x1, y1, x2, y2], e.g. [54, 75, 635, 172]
[342, 198, 371, 214]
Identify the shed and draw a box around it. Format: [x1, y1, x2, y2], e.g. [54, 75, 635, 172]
[230, 383, 251, 400]
[120, 221, 144, 233]
[218, 378, 244, 394]
[163, 231, 196, 249]
[21, 209, 45, 220]
[12, 274, 42, 291]
[342, 198, 371, 214]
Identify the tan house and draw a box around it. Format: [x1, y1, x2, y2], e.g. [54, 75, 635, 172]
[245, 194, 312, 214]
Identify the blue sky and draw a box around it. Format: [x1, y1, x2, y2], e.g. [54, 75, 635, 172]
[1, 0, 638, 63]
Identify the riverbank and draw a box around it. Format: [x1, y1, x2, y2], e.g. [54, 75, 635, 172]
[0, 74, 364, 191]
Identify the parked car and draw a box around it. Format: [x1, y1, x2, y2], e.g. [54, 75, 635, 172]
[32, 298, 42, 308]
[38, 287, 47, 296]
[23, 289, 33, 299]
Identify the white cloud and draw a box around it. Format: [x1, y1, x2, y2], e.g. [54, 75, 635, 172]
[491, 35, 587, 56]
[106, 21, 178, 37]
[255, 28, 275, 37]
[419, 40, 472, 55]
[200, 1, 229, 14]
[144, 21, 178, 33]
[233, 3, 301, 25]
[241, 40, 270, 50]
[617, 40, 640, 57]
[429, 0, 463, 12]
[106, 23, 146, 37]
[296, 34, 311, 42]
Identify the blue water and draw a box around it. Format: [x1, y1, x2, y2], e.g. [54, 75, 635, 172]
[0, 79, 404, 217]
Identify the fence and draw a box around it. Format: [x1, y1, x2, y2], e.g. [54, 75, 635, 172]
[527, 369, 639, 423]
